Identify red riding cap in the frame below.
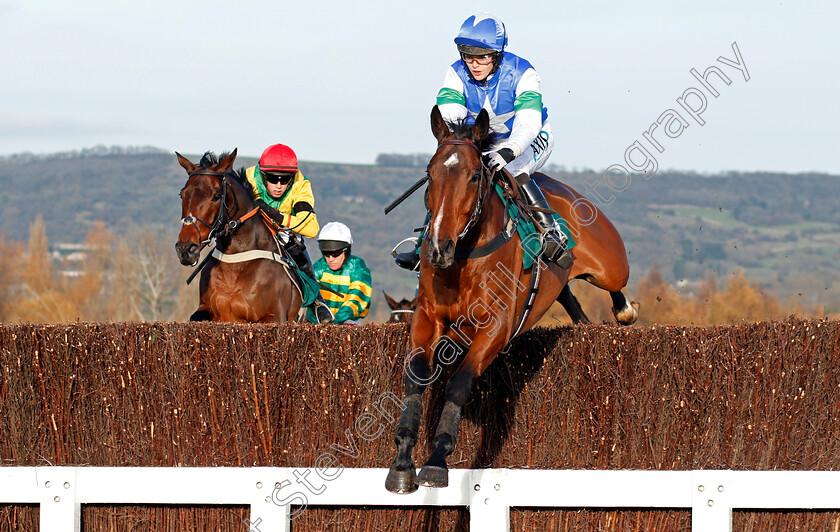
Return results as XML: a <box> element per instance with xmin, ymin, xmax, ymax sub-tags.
<box><xmin>259</xmin><ymin>143</ymin><xmax>298</xmax><ymax>172</ymax></box>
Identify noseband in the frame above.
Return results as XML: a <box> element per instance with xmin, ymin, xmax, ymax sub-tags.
<box><xmin>389</xmin><ymin>308</ymin><xmax>415</xmax><ymax>319</ymax></box>
<box><xmin>433</xmin><ymin>139</ymin><xmax>490</xmax><ymax>241</ymax></box>
<box><xmin>181</xmin><ymin>170</ymin><xmax>239</xmax><ymax>247</ymax></box>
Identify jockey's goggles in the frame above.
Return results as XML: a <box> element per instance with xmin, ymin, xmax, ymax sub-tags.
<box><xmin>460</xmin><ymin>52</ymin><xmax>497</xmax><ymax>65</ymax></box>
<box><xmin>322</xmin><ymin>249</ymin><xmax>347</xmax><ymax>258</ymax></box>
<box><xmin>263</xmin><ymin>171</ymin><xmax>295</xmax><ymax>185</ymax></box>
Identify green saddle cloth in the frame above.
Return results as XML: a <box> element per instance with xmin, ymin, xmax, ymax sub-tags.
<box><xmin>493</xmin><ymin>183</ymin><xmax>576</xmax><ymax>270</ymax></box>
<box><xmin>412</xmin><ymin>183</ymin><xmax>577</xmax><ymax>270</ymax></box>
<box><xmin>296</xmin><ymin>270</ymin><xmax>321</xmax><ymax>309</ymax></box>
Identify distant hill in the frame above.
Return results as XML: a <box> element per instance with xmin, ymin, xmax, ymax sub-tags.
<box><xmin>1</xmin><ymin>147</ymin><xmax>838</xmax><ymax>317</ymax></box>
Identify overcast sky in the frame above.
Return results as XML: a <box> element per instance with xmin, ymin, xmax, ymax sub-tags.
<box><xmin>1</xmin><ymin>1</ymin><xmax>837</xmax><ymax>174</ymax></box>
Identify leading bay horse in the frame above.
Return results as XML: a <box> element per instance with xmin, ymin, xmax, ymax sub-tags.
<box><xmin>174</xmin><ymin>149</ymin><xmax>302</xmax><ymax>322</ymax></box>
<box><xmin>385</xmin><ymin>106</ymin><xmax>635</xmax><ymax>493</ymax></box>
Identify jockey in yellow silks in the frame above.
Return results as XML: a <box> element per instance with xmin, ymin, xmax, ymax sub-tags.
<box><xmin>245</xmin><ymin>143</ymin><xmax>333</xmax><ymax>323</ymax></box>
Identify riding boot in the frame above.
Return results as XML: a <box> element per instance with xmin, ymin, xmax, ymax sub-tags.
<box><xmin>394</xmin><ymin>212</ymin><xmax>430</xmax><ymax>271</ymax></box>
<box><xmin>517</xmin><ymin>175</ymin><xmax>574</xmax><ymax>270</ymax></box>
<box><xmin>286</xmin><ymin>236</ymin><xmax>334</xmax><ymax>324</ymax></box>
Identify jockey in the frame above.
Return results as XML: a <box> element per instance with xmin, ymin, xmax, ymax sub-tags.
<box><xmin>395</xmin><ymin>13</ymin><xmax>573</xmax><ymax>271</ymax></box>
<box><xmin>245</xmin><ymin>143</ymin><xmax>334</xmax><ymax>324</ymax></box>
<box><xmin>307</xmin><ymin>222</ymin><xmax>373</xmax><ymax>325</ymax></box>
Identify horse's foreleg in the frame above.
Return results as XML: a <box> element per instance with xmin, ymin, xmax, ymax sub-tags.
<box><xmin>189</xmin><ymin>307</ymin><xmax>213</xmax><ymax>321</ymax></box>
<box><xmin>610</xmin><ymin>290</ymin><xmax>639</xmax><ymax>325</ymax></box>
<box><xmin>385</xmin><ymin>316</ymin><xmax>440</xmax><ymax>494</ymax></box>
<box><xmin>558</xmin><ymin>284</ymin><xmax>591</xmax><ymax>324</ymax></box>
<box><xmin>416</xmin><ymin>367</ymin><xmax>475</xmax><ymax>488</ymax></box>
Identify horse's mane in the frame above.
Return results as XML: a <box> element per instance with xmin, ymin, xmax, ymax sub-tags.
<box><xmin>229</xmin><ymin>167</ymin><xmax>251</xmax><ymax>191</ymax></box>
<box><xmin>447</xmin><ymin>119</ymin><xmax>494</xmax><ymax>151</ymax></box>
<box><xmin>198</xmin><ymin>151</ymin><xmax>254</xmax><ymax>195</ymax></box>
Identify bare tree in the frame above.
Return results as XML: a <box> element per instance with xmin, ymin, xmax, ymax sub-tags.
<box><xmin>112</xmin><ymin>226</ymin><xmax>184</xmax><ymax>321</ymax></box>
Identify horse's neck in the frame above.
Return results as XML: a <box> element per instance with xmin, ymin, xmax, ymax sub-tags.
<box><xmin>217</xmin><ymin>191</ymin><xmax>275</xmax><ymax>254</ymax></box>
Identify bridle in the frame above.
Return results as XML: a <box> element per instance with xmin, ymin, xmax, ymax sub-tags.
<box><xmin>179</xmin><ymin>168</ymin><xmax>282</xmax><ymax>284</ymax></box>
<box><xmin>389</xmin><ymin>308</ymin><xmax>415</xmax><ymax>322</ymax></box>
<box><xmin>180</xmin><ymin>170</ymin><xmax>240</xmax><ymax>248</ymax></box>
<box><xmin>430</xmin><ymin>139</ymin><xmax>490</xmax><ymax>241</ymax></box>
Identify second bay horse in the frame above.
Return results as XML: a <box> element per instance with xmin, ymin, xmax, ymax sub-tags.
<box><xmin>174</xmin><ymin>150</ymin><xmax>302</xmax><ymax>322</ymax></box>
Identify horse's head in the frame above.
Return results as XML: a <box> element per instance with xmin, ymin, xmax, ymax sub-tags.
<box><xmin>383</xmin><ymin>290</ymin><xmax>417</xmax><ymax>323</ymax></box>
<box><xmin>174</xmin><ymin>149</ymin><xmax>238</xmax><ymax>266</ymax></box>
<box><xmin>424</xmin><ymin>106</ymin><xmax>490</xmax><ymax>270</ymax></box>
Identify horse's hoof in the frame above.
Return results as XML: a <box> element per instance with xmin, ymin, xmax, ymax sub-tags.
<box><xmin>189</xmin><ymin>309</ymin><xmax>213</xmax><ymax>322</ymax></box>
<box><xmin>613</xmin><ymin>300</ymin><xmax>640</xmax><ymax>326</ymax></box>
<box><xmin>385</xmin><ymin>466</ymin><xmax>418</xmax><ymax>494</ymax></box>
<box><xmin>416</xmin><ymin>465</ymin><xmax>448</xmax><ymax>488</ymax></box>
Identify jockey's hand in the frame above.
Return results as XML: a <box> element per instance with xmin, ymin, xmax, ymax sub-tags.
<box><xmin>484</xmin><ymin>148</ymin><xmax>515</xmax><ymax>172</ymax></box>
<box><xmin>254</xmin><ymin>199</ymin><xmax>285</xmax><ymax>225</ymax></box>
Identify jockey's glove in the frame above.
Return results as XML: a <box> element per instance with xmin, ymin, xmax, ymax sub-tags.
<box><xmin>254</xmin><ymin>199</ymin><xmax>286</xmax><ymax>226</ymax></box>
<box><xmin>484</xmin><ymin>148</ymin><xmax>515</xmax><ymax>172</ymax></box>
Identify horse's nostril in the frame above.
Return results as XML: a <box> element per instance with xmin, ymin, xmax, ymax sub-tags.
<box><xmin>175</xmin><ymin>241</ymin><xmax>198</xmax><ymax>258</ymax></box>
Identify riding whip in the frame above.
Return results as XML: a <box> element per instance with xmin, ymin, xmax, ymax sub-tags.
<box><xmin>384</xmin><ymin>175</ymin><xmax>429</xmax><ymax>215</ymax></box>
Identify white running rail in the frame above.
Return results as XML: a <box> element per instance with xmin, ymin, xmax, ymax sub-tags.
<box><xmin>3</xmin><ymin>467</ymin><xmax>840</xmax><ymax>531</ymax></box>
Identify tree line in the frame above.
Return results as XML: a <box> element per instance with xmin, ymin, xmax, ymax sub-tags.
<box><xmin>1</xmin><ymin>215</ymin><xmax>833</xmax><ymax>325</ymax></box>
<box><xmin>0</xmin><ymin>216</ymin><xmax>194</xmax><ymax>323</ymax></box>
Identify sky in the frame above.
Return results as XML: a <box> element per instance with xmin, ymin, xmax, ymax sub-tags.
<box><xmin>1</xmin><ymin>1</ymin><xmax>838</xmax><ymax>175</ymax></box>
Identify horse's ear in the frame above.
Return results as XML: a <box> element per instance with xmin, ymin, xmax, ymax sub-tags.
<box><xmin>408</xmin><ymin>296</ymin><xmax>418</xmax><ymax>311</ymax></box>
<box><xmin>218</xmin><ymin>148</ymin><xmax>238</xmax><ymax>172</ymax></box>
<box><xmin>175</xmin><ymin>152</ymin><xmax>197</xmax><ymax>174</ymax></box>
<box><xmin>472</xmin><ymin>109</ymin><xmax>490</xmax><ymax>144</ymax></box>
<box><xmin>383</xmin><ymin>290</ymin><xmax>399</xmax><ymax>310</ymax></box>
<box><xmin>431</xmin><ymin>106</ymin><xmax>449</xmax><ymax>143</ymax></box>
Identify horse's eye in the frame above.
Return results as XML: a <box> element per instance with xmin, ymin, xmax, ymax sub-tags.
<box><xmin>470</xmin><ymin>172</ymin><xmax>481</xmax><ymax>183</ymax></box>
<box><xmin>212</xmin><ymin>192</ymin><xmax>222</xmax><ymax>201</ymax></box>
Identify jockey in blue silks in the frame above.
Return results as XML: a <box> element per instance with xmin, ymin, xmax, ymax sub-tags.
<box><xmin>395</xmin><ymin>13</ymin><xmax>572</xmax><ymax>271</ymax></box>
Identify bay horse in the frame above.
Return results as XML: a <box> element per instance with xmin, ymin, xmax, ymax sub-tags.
<box><xmin>383</xmin><ymin>291</ymin><xmax>417</xmax><ymax>324</ymax></box>
<box><xmin>174</xmin><ymin>149</ymin><xmax>302</xmax><ymax>322</ymax></box>
<box><xmin>385</xmin><ymin>106</ymin><xmax>634</xmax><ymax>493</ymax></box>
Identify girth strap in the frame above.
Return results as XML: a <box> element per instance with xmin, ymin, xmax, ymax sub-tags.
<box><xmin>211</xmin><ymin>248</ymin><xmax>288</xmax><ymax>264</ymax></box>
<box><xmin>509</xmin><ymin>260</ymin><xmax>544</xmax><ymax>340</ymax></box>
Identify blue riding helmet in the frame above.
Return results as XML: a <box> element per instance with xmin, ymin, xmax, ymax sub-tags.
<box><xmin>454</xmin><ymin>13</ymin><xmax>507</xmax><ymax>53</ymax></box>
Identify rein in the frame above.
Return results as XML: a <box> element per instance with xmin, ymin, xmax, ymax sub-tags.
<box><xmin>181</xmin><ymin>169</ymin><xmax>265</xmax><ymax>284</ymax></box>
<box><xmin>435</xmin><ymin>140</ymin><xmax>488</xmax><ymax>240</ymax></box>
<box><xmin>181</xmin><ymin>170</ymin><xmax>236</xmax><ymax>247</ymax></box>
<box><xmin>430</xmin><ymin>139</ymin><xmax>519</xmax><ymax>259</ymax></box>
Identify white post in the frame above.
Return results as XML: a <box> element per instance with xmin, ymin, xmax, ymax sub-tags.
<box><xmin>691</xmin><ymin>470</ymin><xmax>732</xmax><ymax>532</ymax></box>
<box><xmin>37</xmin><ymin>466</ymin><xmax>80</xmax><ymax>532</ymax></box>
<box><xmin>248</xmin><ymin>470</ymin><xmax>291</xmax><ymax>532</ymax></box>
<box><xmin>469</xmin><ymin>469</ymin><xmax>509</xmax><ymax>532</ymax></box>
<box><xmin>248</xmin><ymin>501</ymin><xmax>290</xmax><ymax>532</ymax></box>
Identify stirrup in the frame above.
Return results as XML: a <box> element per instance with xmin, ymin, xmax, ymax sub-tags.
<box><xmin>314</xmin><ymin>300</ymin><xmax>334</xmax><ymax>324</ymax></box>
<box><xmin>391</xmin><ymin>237</ymin><xmax>418</xmax><ymax>258</ymax></box>
<box><xmin>540</xmin><ymin>229</ymin><xmax>573</xmax><ymax>269</ymax></box>
<box><xmin>392</xmin><ymin>237</ymin><xmax>420</xmax><ymax>271</ymax></box>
